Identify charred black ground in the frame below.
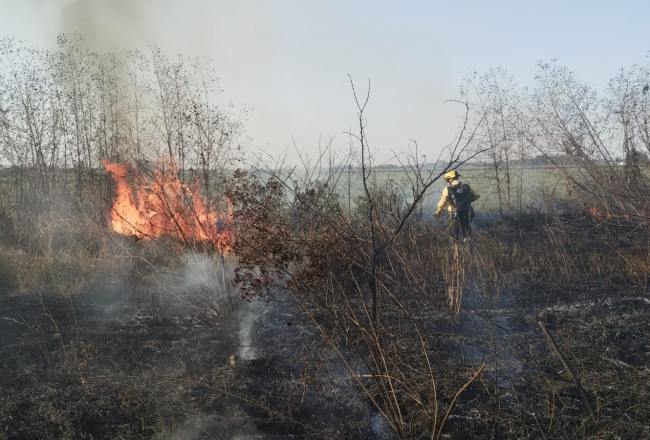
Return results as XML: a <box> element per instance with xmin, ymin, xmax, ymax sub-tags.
<box><xmin>1</xmin><ymin>215</ymin><xmax>649</xmax><ymax>439</ymax></box>
<box><xmin>0</xmin><ymin>284</ymin><xmax>387</xmax><ymax>439</ymax></box>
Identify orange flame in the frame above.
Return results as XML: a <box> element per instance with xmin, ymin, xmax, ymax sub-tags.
<box><xmin>587</xmin><ymin>206</ymin><xmax>602</xmax><ymax>218</ymax></box>
<box><xmin>587</xmin><ymin>205</ymin><xmax>612</xmax><ymax>221</ymax></box>
<box><xmin>103</xmin><ymin>160</ymin><xmax>233</xmax><ymax>254</ymax></box>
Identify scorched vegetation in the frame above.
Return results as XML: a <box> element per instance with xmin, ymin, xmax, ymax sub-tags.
<box><xmin>0</xmin><ymin>36</ymin><xmax>649</xmax><ymax>440</ymax></box>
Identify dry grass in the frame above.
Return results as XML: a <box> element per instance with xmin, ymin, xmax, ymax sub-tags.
<box><xmin>2</xmin><ymin>164</ymin><xmax>649</xmax><ymax>438</ymax></box>
<box><xmin>244</xmin><ymin>202</ymin><xmax>650</xmax><ymax>438</ymax></box>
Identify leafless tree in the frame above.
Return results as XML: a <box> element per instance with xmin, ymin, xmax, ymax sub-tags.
<box><xmin>463</xmin><ymin>67</ymin><xmax>530</xmax><ymax>216</ymax></box>
<box><xmin>526</xmin><ymin>60</ymin><xmax>650</xmax><ymax>225</ymax></box>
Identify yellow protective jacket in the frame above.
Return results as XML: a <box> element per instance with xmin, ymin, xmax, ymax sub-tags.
<box><xmin>434</xmin><ymin>180</ymin><xmax>479</xmax><ymax>215</ymax></box>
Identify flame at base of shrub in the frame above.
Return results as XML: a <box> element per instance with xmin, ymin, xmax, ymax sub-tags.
<box><xmin>103</xmin><ymin>160</ymin><xmax>233</xmax><ymax>254</ymax></box>
<box><xmin>586</xmin><ymin>205</ymin><xmax>631</xmax><ymax>222</ymax></box>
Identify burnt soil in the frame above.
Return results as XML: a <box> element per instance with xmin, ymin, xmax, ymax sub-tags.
<box><xmin>1</xmin><ymin>218</ymin><xmax>649</xmax><ymax>439</ymax></box>
<box><xmin>2</xmin><ymin>283</ymin><xmax>649</xmax><ymax>439</ymax></box>
<box><xmin>436</xmin><ymin>280</ymin><xmax>650</xmax><ymax>439</ymax></box>
<box><xmin>0</xmin><ymin>286</ymin><xmax>387</xmax><ymax>439</ymax></box>
<box><xmin>425</xmin><ymin>219</ymin><xmax>650</xmax><ymax>439</ymax></box>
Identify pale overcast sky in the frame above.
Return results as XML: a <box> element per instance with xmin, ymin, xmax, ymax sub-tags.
<box><xmin>1</xmin><ymin>0</ymin><xmax>649</xmax><ymax>163</ymax></box>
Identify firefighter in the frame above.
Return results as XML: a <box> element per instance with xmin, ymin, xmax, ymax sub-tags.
<box><xmin>434</xmin><ymin>170</ymin><xmax>479</xmax><ymax>240</ymax></box>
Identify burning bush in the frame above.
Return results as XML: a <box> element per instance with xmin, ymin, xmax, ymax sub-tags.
<box><xmin>103</xmin><ymin>160</ymin><xmax>234</xmax><ymax>254</ymax></box>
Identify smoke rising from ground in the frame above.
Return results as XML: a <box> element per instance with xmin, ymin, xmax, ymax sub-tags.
<box><xmin>179</xmin><ymin>252</ymin><xmax>234</xmax><ymax>298</ymax></box>
<box><xmin>237</xmin><ymin>300</ymin><xmax>264</xmax><ymax>361</ymax></box>
<box><xmin>151</xmin><ymin>252</ymin><xmax>237</xmax><ymax>315</ymax></box>
<box><xmin>159</xmin><ymin>411</ymin><xmax>259</xmax><ymax>440</ymax></box>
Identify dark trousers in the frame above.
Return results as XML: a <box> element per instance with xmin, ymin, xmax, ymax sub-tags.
<box><xmin>451</xmin><ymin>210</ymin><xmax>472</xmax><ymax>240</ymax></box>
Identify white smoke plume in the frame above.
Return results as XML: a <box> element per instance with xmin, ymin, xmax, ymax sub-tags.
<box><xmin>59</xmin><ymin>0</ymin><xmax>146</xmax><ymax>54</ymax></box>
<box><xmin>153</xmin><ymin>252</ymin><xmax>238</xmax><ymax>315</ymax></box>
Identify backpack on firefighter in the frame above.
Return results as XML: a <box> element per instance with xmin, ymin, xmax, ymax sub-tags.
<box><xmin>434</xmin><ymin>170</ymin><xmax>480</xmax><ymax>221</ymax></box>
<box><xmin>447</xmin><ymin>182</ymin><xmax>475</xmax><ymax>220</ymax></box>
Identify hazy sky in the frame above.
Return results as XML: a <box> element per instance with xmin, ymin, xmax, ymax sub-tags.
<box><xmin>1</xmin><ymin>0</ymin><xmax>649</xmax><ymax>163</ymax></box>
